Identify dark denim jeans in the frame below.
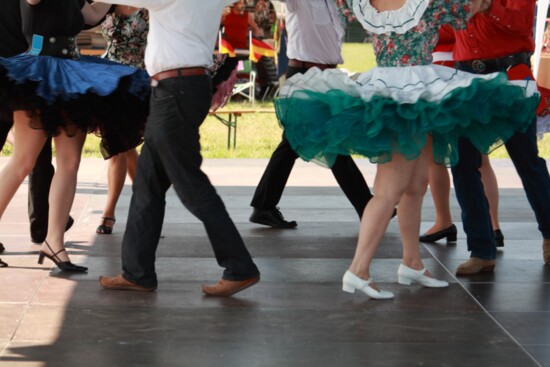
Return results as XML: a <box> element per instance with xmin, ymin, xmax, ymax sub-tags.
<box><xmin>452</xmin><ymin>121</ymin><xmax>550</xmax><ymax>259</ymax></box>
<box><xmin>250</xmin><ymin>66</ymin><xmax>373</xmax><ymax>217</ymax></box>
<box><xmin>121</xmin><ymin>75</ymin><xmax>259</xmax><ymax>288</ymax></box>
<box><xmin>452</xmin><ymin>60</ymin><xmax>550</xmax><ymax>259</ymax></box>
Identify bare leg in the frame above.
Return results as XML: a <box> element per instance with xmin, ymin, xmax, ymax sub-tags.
<box><xmin>480</xmin><ymin>154</ymin><xmax>500</xmax><ymax>230</ymax></box>
<box><xmin>348</xmin><ymin>153</ymin><xmax>421</xmax><ymax>285</ymax></box>
<box><xmin>399</xmin><ymin>149</ymin><xmax>434</xmax><ymax>275</ymax></box>
<box><xmin>101</xmin><ymin>153</ymin><xmax>127</xmax><ymax>222</ymax></box>
<box><xmin>98</xmin><ymin>148</ymin><xmax>138</xmax><ymax>232</ymax></box>
<box><xmin>425</xmin><ymin>136</ymin><xmax>453</xmax><ymax>234</ymax></box>
<box><xmin>126</xmin><ymin>148</ymin><xmax>138</xmax><ymax>181</ymax></box>
<box><xmin>0</xmin><ymin>111</ymin><xmax>47</xmax><ymax>219</ymax></box>
<box><xmin>42</xmin><ymin>128</ymin><xmax>86</xmax><ymax>262</ymax></box>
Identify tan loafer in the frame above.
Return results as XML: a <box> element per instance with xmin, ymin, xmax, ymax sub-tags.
<box><xmin>543</xmin><ymin>238</ymin><xmax>550</xmax><ymax>264</ymax></box>
<box><xmin>202</xmin><ymin>276</ymin><xmax>259</xmax><ymax>297</ymax></box>
<box><xmin>456</xmin><ymin>257</ymin><xmax>496</xmax><ymax>276</ymax></box>
<box><xmin>99</xmin><ymin>274</ymin><xmax>156</xmax><ymax>292</ymax></box>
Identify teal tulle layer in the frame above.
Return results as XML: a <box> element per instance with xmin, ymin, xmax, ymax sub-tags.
<box><xmin>275</xmin><ymin>76</ymin><xmax>539</xmax><ymax>167</ymax></box>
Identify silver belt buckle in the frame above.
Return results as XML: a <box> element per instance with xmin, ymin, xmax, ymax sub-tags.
<box><xmin>471</xmin><ymin>59</ymin><xmax>486</xmax><ymax>73</ymax></box>
<box><xmin>151</xmin><ymin>79</ymin><xmax>159</xmax><ymax>87</ymax></box>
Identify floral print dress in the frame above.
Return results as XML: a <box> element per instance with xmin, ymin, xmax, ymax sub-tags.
<box><xmin>274</xmin><ymin>0</ymin><xmax>539</xmax><ymax>167</ymax></box>
<box><xmin>101</xmin><ymin>8</ymin><xmax>149</xmax><ymax>69</ymax></box>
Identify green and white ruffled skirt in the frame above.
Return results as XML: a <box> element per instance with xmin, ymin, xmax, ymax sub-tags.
<box><xmin>275</xmin><ymin>65</ymin><xmax>539</xmax><ymax>167</ymax></box>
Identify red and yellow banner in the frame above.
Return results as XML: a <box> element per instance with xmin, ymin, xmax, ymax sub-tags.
<box><xmin>219</xmin><ymin>38</ymin><xmax>236</xmax><ymax>57</ymax></box>
<box><xmin>249</xmin><ymin>37</ymin><xmax>275</xmax><ymax>62</ymax></box>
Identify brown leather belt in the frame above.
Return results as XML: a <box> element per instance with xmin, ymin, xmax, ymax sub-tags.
<box><xmin>288</xmin><ymin>59</ymin><xmax>336</xmax><ymax>70</ymax></box>
<box><xmin>151</xmin><ymin>67</ymin><xmax>210</xmax><ymax>82</ymax></box>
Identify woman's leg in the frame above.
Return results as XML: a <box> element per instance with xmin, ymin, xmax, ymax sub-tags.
<box><xmin>399</xmin><ymin>149</ymin><xmax>433</xmax><ymax>273</ymax></box>
<box><xmin>425</xmin><ymin>136</ymin><xmax>453</xmax><ymax>234</ymax></box>
<box><xmin>348</xmin><ymin>153</ymin><xmax>420</xmax><ymax>285</ymax></box>
<box><xmin>0</xmin><ymin>111</ymin><xmax>47</xmax><ymax>219</ymax></box>
<box><xmin>126</xmin><ymin>148</ymin><xmax>138</xmax><ymax>181</ymax></box>
<box><xmin>42</xmin><ymin>128</ymin><xmax>86</xmax><ymax>262</ymax></box>
<box><xmin>98</xmin><ymin>153</ymin><xmax>127</xmax><ymax>231</ymax></box>
<box><xmin>480</xmin><ymin>154</ymin><xmax>500</xmax><ymax>230</ymax></box>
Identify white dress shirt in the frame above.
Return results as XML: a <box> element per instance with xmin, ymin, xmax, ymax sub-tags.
<box><xmin>96</xmin><ymin>0</ymin><xmax>235</xmax><ymax>76</ymax></box>
<box><xmin>282</xmin><ymin>0</ymin><xmax>344</xmax><ymax>65</ymax></box>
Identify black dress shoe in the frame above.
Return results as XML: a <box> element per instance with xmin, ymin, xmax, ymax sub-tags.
<box><xmin>250</xmin><ymin>207</ymin><xmax>297</xmax><ymax>229</ymax></box>
<box><xmin>494</xmin><ymin>229</ymin><xmax>504</xmax><ymax>247</ymax></box>
<box><xmin>419</xmin><ymin>224</ymin><xmax>457</xmax><ymax>243</ymax></box>
<box><xmin>0</xmin><ymin>258</ymin><xmax>7</xmax><ymax>268</ymax></box>
<box><xmin>31</xmin><ymin>215</ymin><xmax>74</xmax><ymax>245</ymax></box>
<box><xmin>65</xmin><ymin>215</ymin><xmax>74</xmax><ymax>231</ymax></box>
<box><xmin>0</xmin><ymin>242</ymin><xmax>4</xmax><ymax>254</ymax></box>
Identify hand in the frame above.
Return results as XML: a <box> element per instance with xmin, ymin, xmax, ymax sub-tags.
<box><xmin>470</xmin><ymin>0</ymin><xmax>492</xmax><ymax>15</ymax></box>
<box><xmin>479</xmin><ymin>0</ymin><xmax>492</xmax><ymax>13</ymax></box>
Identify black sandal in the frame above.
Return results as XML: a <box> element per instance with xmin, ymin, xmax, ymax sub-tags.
<box><xmin>96</xmin><ymin>216</ymin><xmax>116</xmax><ymax>235</ymax></box>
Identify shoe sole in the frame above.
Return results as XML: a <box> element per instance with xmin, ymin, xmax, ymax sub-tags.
<box><xmin>456</xmin><ymin>265</ymin><xmax>495</xmax><ymax>276</ymax></box>
<box><xmin>100</xmin><ymin>284</ymin><xmax>156</xmax><ymax>292</ymax></box>
<box><xmin>203</xmin><ymin>278</ymin><xmax>260</xmax><ymax>297</ymax></box>
<box><xmin>249</xmin><ymin>217</ymin><xmax>297</xmax><ymax>229</ymax></box>
<box><xmin>99</xmin><ymin>277</ymin><xmax>156</xmax><ymax>292</ymax></box>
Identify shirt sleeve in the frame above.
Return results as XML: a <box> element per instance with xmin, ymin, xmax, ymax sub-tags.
<box><xmin>483</xmin><ymin>0</ymin><xmax>535</xmax><ymax>36</ymax></box>
<box><xmin>281</xmin><ymin>0</ymin><xmax>297</xmax><ymax>11</ymax></box>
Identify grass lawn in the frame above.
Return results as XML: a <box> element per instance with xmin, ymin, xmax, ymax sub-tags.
<box><xmin>1</xmin><ymin>43</ymin><xmax>549</xmax><ymax>159</ymax></box>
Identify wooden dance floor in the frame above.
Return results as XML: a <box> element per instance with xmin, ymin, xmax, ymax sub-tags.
<box><xmin>0</xmin><ymin>157</ymin><xmax>548</xmax><ymax>366</ymax></box>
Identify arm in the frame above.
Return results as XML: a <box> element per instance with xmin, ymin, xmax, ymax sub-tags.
<box><xmin>27</xmin><ymin>0</ymin><xmax>41</xmax><ymax>4</ymax></box>
<box><xmin>481</xmin><ymin>0</ymin><xmax>535</xmax><ymax>36</ymax></box>
<box><xmin>469</xmin><ymin>0</ymin><xmax>490</xmax><ymax>15</ymax></box>
<box><xmin>81</xmin><ymin>1</ymin><xmax>112</xmax><ymax>25</ymax></box>
<box><xmin>248</xmin><ymin>12</ymin><xmax>264</xmax><ymax>37</ymax></box>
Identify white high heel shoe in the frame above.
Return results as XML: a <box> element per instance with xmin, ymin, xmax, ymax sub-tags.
<box><xmin>397</xmin><ymin>264</ymin><xmax>449</xmax><ymax>288</ymax></box>
<box><xmin>342</xmin><ymin>271</ymin><xmax>394</xmax><ymax>299</ymax></box>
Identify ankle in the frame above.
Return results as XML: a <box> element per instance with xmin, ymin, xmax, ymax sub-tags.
<box><xmin>347</xmin><ymin>267</ymin><xmax>370</xmax><ymax>280</ymax></box>
<box><xmin>401</xmin><ymin>259</ymin><xmax>424</xmax><ymax>271</ymax></box>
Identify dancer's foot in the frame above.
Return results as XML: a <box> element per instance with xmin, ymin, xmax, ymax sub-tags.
<box><xmin>249</xmin><ymin>207</ymin><xmax>297</xmax><ymax>229</ymax></box>
<box><xmin>456</xmin><ymin>257</ymin><xmax>495</xmax><ymax>275</ymax></box>
<box><xmin>96</xmin><ymin>216</ymin><xmax>116</xmax><ymax>235</ymax></box>
<box><xmin>419</xmin><ymin>224</ymin><xmax>457</xmax><ymax>243</ymax></box>
<box><xmin>342</xmin><ymin>270</ymin><xmax>394</xmax><ymax>299</ymax></box>
<box><xmin>397</xmin><ymin>264</ymin><xmax>448</xmax><ymax>287</ymax></box>
<box><xmin>31</xmin><ymin>215</ymin><xmax>75</xmax><ymax>245</ymax></box>
<box><xmin>38</xmin><ymin>241</ymin><xmax>87</xmax><ymax>273</ymax></box>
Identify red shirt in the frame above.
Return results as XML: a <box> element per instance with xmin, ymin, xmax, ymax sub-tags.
<box><xmin>224</xmin><ymin>11</ymin><xmax>249</xmax><ymax>50</ymax></box>
<box><xmin>434</xmin><ymin>25</ymin><xmax>455</xmax><ymax>53</ymax></box>
<box><xmin>453</xmin><ymin>0</ymin><xmax>535</xmax><ymax>61</ymax></box>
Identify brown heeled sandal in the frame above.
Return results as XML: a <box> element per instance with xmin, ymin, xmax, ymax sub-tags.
<box><xmin>96</xmin><ymin>216</ymin><xmax>116</xmax><ymax>235</ymax></box>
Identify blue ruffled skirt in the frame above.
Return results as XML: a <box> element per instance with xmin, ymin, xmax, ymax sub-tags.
<box><xmin>275</xmin><ymin>66</ymin><xmax>539</xmax><ymax>167</ymax></box>
<box><xmin>0</xmin><ymin>53</ymin><xmax>150</xmax><ymax>158</ymax></box>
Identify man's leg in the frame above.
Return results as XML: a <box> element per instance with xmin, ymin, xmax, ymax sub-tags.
<box><xmin>451</xmin><ymin>137</ymin><xmax>496</xmax><ymax>274</ymax></box>
<box><xmin>248</xmin><ymin>66</ymin><xmax>309</xmax><ymax>228</ymax></box>
<box><xmin>28</xmin><ymin>137</ymin><xmax>54</xmax><ymax>243</ymax></box>
<box><xmin>331</xmin><ymin>155</ymin><xmax>373</xmax><ymax>218</ymax></box>
<box><xmin>249</xmin><ymin>135</ymin><xmax>298</xmax><ymax>228</ymax></box>
<box><xmin>152</xmin><ymin>77</ymin><xmax>259</xmax><ymax>281</ymax></box>
<box><xmin>119</xmin><ymin>140</ymin><xmax>171</xmax><ymax>289</ymax></box>
<box><xmin>504</xmin><ymin>121</ymin><xmax>550</xmax><ymax>260</ymax></box>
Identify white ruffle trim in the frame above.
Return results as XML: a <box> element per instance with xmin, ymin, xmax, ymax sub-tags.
<box><xmin>280</xmin><ymin>65</ymin><xmax>539</xmax><ymax>104</ymax></box>
<box><xmin>349</xmin><ymin>0</ymin><xmax>429</xmax><ymax>34</ymax></box>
